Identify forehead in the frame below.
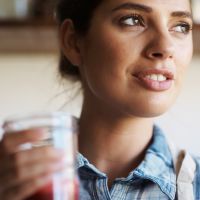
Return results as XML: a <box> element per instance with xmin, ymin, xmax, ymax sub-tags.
<box><xmin>100</xmin><ymin>0</ymin><xmax>191</xmax><ymax>12</ymax></box>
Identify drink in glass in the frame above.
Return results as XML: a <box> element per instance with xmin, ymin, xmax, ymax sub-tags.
<box><xmin>3</xmin><ymin>112</ymin><xmax>79</xmax><ymax>200</ymax></box>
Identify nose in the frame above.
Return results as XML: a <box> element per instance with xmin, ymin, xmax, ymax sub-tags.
<box><xmin>145</xmin><ymin>31</ymin><xmax>175</xmax><ymax>60</ymax></box>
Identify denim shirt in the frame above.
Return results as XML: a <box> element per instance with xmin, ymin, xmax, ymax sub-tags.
<box><xmin>76</xmin><ymin>125</ymin><xmax>200</xmax><ymax>200</ymax></box>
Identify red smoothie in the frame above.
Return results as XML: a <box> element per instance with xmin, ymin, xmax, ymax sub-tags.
<box><xmin>25</xmin><ymin>179</ymin><xmax>79</xmax><ymax>200</ymax></box>
<box><xmin>25</xmin><ymin>182</ymin><xmax>53</xmax><ymax>200</ymax></box>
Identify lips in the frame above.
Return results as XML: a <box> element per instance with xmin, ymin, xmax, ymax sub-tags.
<box><xmin>132</xmin><ymin>68</ymin><xmax>175</xmax><ymax>91</ymax></box>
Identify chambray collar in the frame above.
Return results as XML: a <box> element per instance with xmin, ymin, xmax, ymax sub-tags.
<box><xmin>133</xmin><ymin>125</ymin><xmax>176</xmax><ymax>200</ymax></box>
<box><xmin>76</xmin><ymin>125</ymin><xmax>176</xmax><ymax>200</ymax></box>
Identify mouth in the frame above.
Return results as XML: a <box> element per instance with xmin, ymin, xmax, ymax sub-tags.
<box><xmin>132</xmin><ymin>69</ymin><xmax>175</xmax><ymax>91</ymax></box>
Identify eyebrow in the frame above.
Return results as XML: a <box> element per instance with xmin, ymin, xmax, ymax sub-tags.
<box><xmin>111</xmin><ymin>2</ymin><xmax>193</xmax><ymax>20</ymax></box>
<box><xmin>111</xmin><ymin>3</ymin><xmax>153</xmax><ymax>13</ymax></box>
<box><xmin>171</xmin><ymin>11</ymin><xmax>193</xmax><ymax>20</ymax></box>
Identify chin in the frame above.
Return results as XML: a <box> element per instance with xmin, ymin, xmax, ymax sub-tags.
<box><xmin>123</xmin><ymin>98</ymin><xmax>176</xmax><ymax>118</ymax></box>
<box><xmin>135</xmin><ymin>108</ymin><xmax>169</xmax><ymax>118</ymax></box>
<box><xmin>137</xmin><ymin>92</ymin><xmax>178</xmax><ymax>118</ymax></box>
<box><xmin>125</xmin><ymin>107</ymin><xmax>169</xmax><ymax>118</ymax></box>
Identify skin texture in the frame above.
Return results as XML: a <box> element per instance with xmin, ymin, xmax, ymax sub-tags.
<box><xmin>61</xmin><ymin>0</ymin><xmax>193</xmax><ymax>188</ymax></box>
<box><xmin>0</xmin><ymin>0</ymin><xmax>193</xmax><ymax>198</ymax></box>
<box><xmin>0</xmin><ymin>129</ymin><xmax>66</xmax><ymax>200</ymax></box>
<box><xmin>78</xmin><ymin>0</ymin><xmax>193</xmax><ymax>118</ymax></box>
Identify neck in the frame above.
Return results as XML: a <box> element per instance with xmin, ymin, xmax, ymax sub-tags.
<box><xmin>78</xmin><ymin>99</ymin><xmax>154</xmax><ymax>184</ymax></box>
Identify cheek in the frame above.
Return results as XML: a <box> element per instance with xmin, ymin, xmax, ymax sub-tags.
<box><xmin>80</xmin><ymin>27</ymin><xmax>145</xmax><ymax>92</ymax></box>
<box><xmin>92</xmin><ymin>41</ymin><xmax>124</xmax><ymax>71</ymax></box>
<box><xmin>79</xmin><ymin>31</ymin><xmax>137</xmax><ymax>107</ymax></box>
<box><xmin>82</xmin><ymin>26</ymin><xmax>142</xmax><ymax>73</ymax></box>
<box><xmin>175</xmin><ymin>39</ymin><xmax>193</xmax><ymax>87</ymax></box>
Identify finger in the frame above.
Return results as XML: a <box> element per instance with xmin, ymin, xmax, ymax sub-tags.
<box><xmin>0</xmin><ymin>151</ymin><xmax>65</xmax><ymax>190</ymax></box>
<box><xmin>0</xmin><ymin>128</ymin><xmax>50</xmax><ymax>154</ymax></box>
<box><xmin>0</xmin><ymin>146</ymin><xmax>64</xmax><ymax>174</ymax></box>
<box><xmin>1</xmin><ymin>174</ymin><xmax>53</xmax><ymax>200</ymax></box>
<box><xmin>11</xmin><ymin>146</ymin><xmax>65</xmax><ymax>167</ymax></box>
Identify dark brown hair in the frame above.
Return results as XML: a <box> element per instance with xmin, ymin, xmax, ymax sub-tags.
<box><xmin>56</xmin><ymin>0</ymin><xmax>102</xmax><ymax>80</ymax></box>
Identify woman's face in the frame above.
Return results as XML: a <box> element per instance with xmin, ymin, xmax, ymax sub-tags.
<box><xmin>78</xmin><ymin>0</ymin><xmax>193</xmax><ymax>117</ymax></box>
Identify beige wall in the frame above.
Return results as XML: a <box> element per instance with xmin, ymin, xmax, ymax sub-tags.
<box><xmin>0</xmin><ymin>53</ymin><xmax>82</xmax><ymax>119</ymax></box>
<box><xmin>0</xmin><ymin>53</ymin><xmax>200</xmax><ymax>154</ymax></box>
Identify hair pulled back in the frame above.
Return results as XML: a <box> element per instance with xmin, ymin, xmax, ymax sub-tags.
<box><xmin>56</xmin><ymin>0</ymin><xmax>102</xmax><ymax>80</ymax></box>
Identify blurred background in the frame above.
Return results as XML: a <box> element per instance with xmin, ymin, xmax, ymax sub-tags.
<box><xmin>0</xmin><ymin>0</ymin><xmax>200</xmax><ymax>153</ymax></box>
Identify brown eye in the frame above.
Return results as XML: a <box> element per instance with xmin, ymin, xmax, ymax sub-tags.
<box><xmin>119</xmin><ymin>14</ymin><xmax>145</xmax><ymax>27</ymax></box>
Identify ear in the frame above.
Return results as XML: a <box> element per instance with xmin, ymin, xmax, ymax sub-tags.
<box><xmin>60</xmin><ymin>19</ymin><xmax>82</xmax><ymax>67</ymax></box>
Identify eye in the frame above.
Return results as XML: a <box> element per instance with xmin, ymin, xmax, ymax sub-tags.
<box><xmin>119</xmin><ymin>14</ymin><xmax>145</xmax><ymax>27</ymax></box>
<box><xmin>171</xmin><ymin>22</ymin><xmax>192</xmax><ymax>34</ymax></box>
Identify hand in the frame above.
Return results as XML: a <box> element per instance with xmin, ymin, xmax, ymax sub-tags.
<box><xmin>0</xmin><ymin>129</ymin><xmax>65</xmax><ymax>200</ymax></box>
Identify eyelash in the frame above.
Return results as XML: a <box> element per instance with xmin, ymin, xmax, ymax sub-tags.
<box><xmin>118</xmin><ymin>14</ymin><xmax>193</xmax><ymax>35</ymax></box>
<box><xmin>119</xmin><ymin>14</ymin><xmax>145</xmax><ymax>27</ymax></box>
<box><xmin>171</xmin><ymin>22</ymin><xmax>193</xmax><ymax>34</ymax></box>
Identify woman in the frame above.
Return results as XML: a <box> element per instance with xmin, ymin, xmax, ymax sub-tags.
<box><xmin>0</xmin><ymin>0</ymin><xmax>199</xmax><ymax>199</ymax></box>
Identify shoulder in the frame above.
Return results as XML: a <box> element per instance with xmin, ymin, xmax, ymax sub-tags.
<box><xmin>191</xmin><ymin>154</ymin><xmax>200</xmax><ymax>174</ymax></box>
<box><xmin>192</xmin><ymin>154</ymin><xmax>200</xmax><ymax>176</ymax></box>
<box><xmin>191</xmin><ymin>154</ymin><xmax>200</xmax><ymax>199</ymax></box>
